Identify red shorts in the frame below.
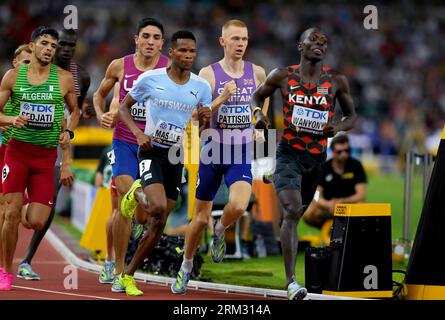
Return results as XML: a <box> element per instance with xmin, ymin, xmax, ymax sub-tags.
<box><xmin>110</xmin><ymin>176</ymin><xmax>117</xmax><ymax>197</ymax></box>
<box><xmin>3</xmin><ymin>139</ymin><xmax>57</xmax><ymax>207</ymax></box>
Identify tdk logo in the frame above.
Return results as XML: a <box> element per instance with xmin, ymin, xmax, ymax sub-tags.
<box><xmin>160</xmin><ymin>122</ymin><xmax>183</xmax><ymax>132</ymax></box>
<box><xmin>221</xmin><ymin>106</ymin><xmax>249</xmax><ymax>114</ymax></box>
<box><xmin>296</xmin><ymin>107</ymin><xmax>327</xmax><ymax>120</ymax></box>
<box><xmin>23</xmin><ymin>103</ymin><xmax>53</xmax><ymax>113</ymax></box>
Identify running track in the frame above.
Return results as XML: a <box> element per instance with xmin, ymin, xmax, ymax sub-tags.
<box><xmin>0</xmin><ymin>226</ymin><xmax>276</xmax><ymax>300</ymax></box>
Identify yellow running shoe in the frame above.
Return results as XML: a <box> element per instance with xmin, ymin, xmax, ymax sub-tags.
<box><xmin>121</xmin><ymin>179</ymin><xmax>142</xmax><ymax>219</ymax></box>
<box><xmin>120</xmin><ymin>274</ymin><xmax>143</xmax><ymax>296</ymax></box>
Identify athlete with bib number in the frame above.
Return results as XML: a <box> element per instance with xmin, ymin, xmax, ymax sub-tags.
<box><xmin>93</xmin><ymin>18</ymin><xmax>168</xmax><ymax>290</ymax></box>
<box><xmin>0</xmin><ymin>44</ymin><xmax>32</xmax><ymax>284</ymax></box>
<box><xmin>117</xmin><ymin>30</ymin><xmax>212</xmax><ymax>296</ymax></box>
<box><xmin>0</xmin><ymin>26</ymin><xmax>80</xmax><ymax>291</ymax></box>
<box><xmin>251</xmin><ymin>28</ymin><xmax>357</xmax><ymax>300</ymax></box>
<box><xmin>17</xmin><ymin>28</ymin><xmax>90</xmax><ymax>281</ymax></box>
<box><xmin>172</xmin><ymin>20</ymin><xmax>268</xmax><ymax>295</ymax></box>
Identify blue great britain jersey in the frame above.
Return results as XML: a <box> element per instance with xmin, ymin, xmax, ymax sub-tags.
<box><xmin>129</xmin><ymin>67</ymin><xmax>212</xmax><ymax>148</ymax></box>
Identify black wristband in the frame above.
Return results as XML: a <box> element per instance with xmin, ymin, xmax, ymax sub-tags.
<box><xmin>65</xmin><ymin>128</ymin><xmax>74</xmax><ymax>139</ymax></box>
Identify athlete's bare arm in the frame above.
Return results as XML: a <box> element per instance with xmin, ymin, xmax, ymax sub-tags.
<box><xmin>77</xmin><ymin>64</ymin><xmax>92</xmax><ymax>118</ymax></box>
<box><xmin>60</xmin><ymin>145</ymin><xmax>74</xmax><ymax>187</ymax></box>
<box><xmin>59</xmin><ymin>114</ymin><xmax>73</xmax><ymax>187</ymax></box>
<box><xmin>58</xmin><ymin>68</ymin><xmax>80</xmax><ymax>148</ymax></box>
<box><xmin>199</xmin><ymin>66</ymin><xmax>236</xmax><ymax>114</ymax></box>
<box><xmin>59</xmin><ymin>68</ymin><xmax>80</xmax><ymax>131</ymax></box>
<box><xmin>0</xmin><ymin>68</ymin><xmax>27</xmax><ymax>128</ymax></box>
<box><xmin>77</xmin><ymin>65</ymin><xmax>91</xmax><ymax>106</ymax></box>
<box><xmin>93</xmin><ymin>58</ymin><xmax>123</xmax><ymax>127</ymax></box>
<box><xmin>0</xmin><ymin>69</ymin><xmax>15</xmax><ymax>113</ymax></box>
<box><xmin>251</xmin><ymin>67</ymin><xmax>287</xmax><ymax>129</ymax></box>
<box><xmin>323</xmin><ymin>72</ymin><xmax>357</xmax><ymax>137</ymax></box>
<box><xmin>108</xmin><ymin>82</ymin><xmax>121</xmax><ymax>125</ymax></box>
<box><xmin>119</xmin><ymin>94</ymin><xmax>152</xmax><ymax>150</ymax></box>
<box><xmin>252</xmin><ymin>64</ymin><xmax>270</xmax><ymax>114</ymax></box>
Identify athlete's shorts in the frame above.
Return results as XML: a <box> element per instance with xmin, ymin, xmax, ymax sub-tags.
<box><xmin>138</xmin><ymin>146</ymin><xmax>183</xmax><ymax>201</ymax></box>
<box><xmin>272</xmin><ymin>142</ymin><xmax>326</xmax><ymax>207</ymax></box>
<box><xmin>1</xmin><ymin>143</ymin><xmax>32</xmax><ymax>205</ymax></box>
<box><xmin>110</xmin><ymin>177</ymin><xmax>117</xmax><ymax>197</ymax></box>
<box><xmin>196</xmin><ymin>162</ymin><xmax>252</xmax><ymax>201</ymax></box>
<box><xmin>3</xmin><ymin>138</ymin><xmax>57</xmax><ymax>207</ymax></box>
<box><xmin>196</xmin><ymin>142</ymin><xmax>252</xmax><ymax>201</ymax></box>
<box><xmin>110</xmin><ymin>139</ymin><xmax>139</xmax><ymax>179</ymax></box>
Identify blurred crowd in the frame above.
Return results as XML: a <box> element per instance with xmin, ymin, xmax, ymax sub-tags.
<box><xmin>1</xmin><ymin>0</ymin><xmax>444</xmax><ymax>168</ymax></box>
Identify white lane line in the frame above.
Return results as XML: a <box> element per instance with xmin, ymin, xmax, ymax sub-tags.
<box><xmin>45</xmin><ymin>230</ymin><xmax>363</xmax><ymax>300</ymax></box>
<box><xmin>11</xmin><ymin>285</ymin><xmax>119</xmax><ymax>300</ymax></box>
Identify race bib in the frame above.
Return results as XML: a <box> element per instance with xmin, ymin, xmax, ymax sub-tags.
<box><xmin>152</xmin><ymin>120</ymin><xmax>185</xmax><ymax>147</ymax></box>
<box><xmin>216</xmin><ymin>105</ymin><xmax>251</xmax><ymax>129</ymax></box>
<box><xmin>291</xmin><ymin>105</ymin><xmax>328</xmax><ymax>135</ymax></box>
<box><xmin>2</xmin><ymin>164</ymin><xmax>9</xmax><ymax>183</ymax></box>
<box><xmin>139</xmin><ymin>159</ymin><xmax>152</xmax><ymax>176</ymax></box>
<box><xmin>130</xmin><ymin>100</ymin><xmax>146</xmax><ymax>122</ymax></box>
<box><xmin>107</xmin><ymin>150</ymin><xmax>116</xmax><ymax>165</ymax></box>
<box><xmin>20</xmin><ymin>102</ymin><xmax>55</xmax><ymax>129</ymax></box>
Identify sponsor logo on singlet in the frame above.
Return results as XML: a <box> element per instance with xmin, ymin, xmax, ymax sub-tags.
<box><xmin>291</xmin><ymin>105</ymin><xmax>328</xmax><ymax>134</ymax></box>
<box><xmin>20</xmin><ymin>102</ymin><xmax>55</xmax><ymax>129</ymax></box>
<box><xmin>152</xmin><ymin>120</ymin><xmax>185</xmax><ymax>146</ymax></box>
<box><xmin>130</xmin><ymin>100</ymin><xmax>146</xmax><ymax>122</ymax></box>
<box><xmin>217</xmin><ymin>105</ymin><xmax>251</xmax><ymax>129</ymax></box>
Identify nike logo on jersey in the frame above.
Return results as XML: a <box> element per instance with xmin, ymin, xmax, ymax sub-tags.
<box><xmin>242</xmin><ymin>175</ymin><xmax>251</xmax><ymax>179</ymax></box>
<box><xmin>290</xmin><ymin>85</ymin><xmax>300</xmax><ymax>90</ymax></box>
<box><xmin>155</xmin><ymin>86</ymin><xmax>165</xmax><ymax>91</ymax></box>
<box><xmin>219</xmin><ymin>80</ymin><xmax>229</xmax><ymax>85</ymax></box>
<box><xmin>19</xmin><ymin>87</ymin><xmax>32</xmax><ymax>92</ymax></box>
<box><xmin>125</xmin><ymin>74</ymin><xmax>137</xmax><ymax>78</ymax></box>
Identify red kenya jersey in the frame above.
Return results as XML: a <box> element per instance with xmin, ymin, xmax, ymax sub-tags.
<box><xmin>282</xmin><ymin>65</ymin><xmax>335</xmax><ymax>154</ymax></box>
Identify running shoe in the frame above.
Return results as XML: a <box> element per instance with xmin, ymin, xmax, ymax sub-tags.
<box><xmin>99</xmin><ymin>260</ymin><xmax>115</xmax><ymax>284</ymax></box>
<box><xmin>120</xmin><ymin>179</ymin><xmax>142</xmax><ymax>219</ymax></box>
<box><xmin>287</xmin><ymin>281</ymin><xmax>307</xmax><ymax>300</ymax></box>
<box><xmin>0</xmin><ymin>272</ymin><xmax>13</xmax><ymax>291</ymax></box>
<box><xmin>171</xmin><ymin>270</ymin><xmax>190</xmax><ymax>295</ymax></box>
<box><xmin>120</xmin><ymin>274</ymin><xmax>143</xmax><ymax>296</ymax></box>
<box><xmin>17</xmin><ymin>263</ymin><xmax>41</xmax><ymax>280</ymax></box>
<box><xmin>111</xmin><ymin>273</ymin><xmax>125</xmax><ymax>293</ymax></box>
<box><xmin>210</xmin><ymin>224</ymin><xmax>226</xmax><ymax>263</ymax></box>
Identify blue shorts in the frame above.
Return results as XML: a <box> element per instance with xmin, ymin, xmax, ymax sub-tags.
<box><xmin>110</xmin><ymin>139</ymin><xmax>139</xmax><ymax>179</ymax></box>
<box><xmin>195</xmin><ymin>162</ymin><xmax>252</xmax><ymax>201</ymax></box>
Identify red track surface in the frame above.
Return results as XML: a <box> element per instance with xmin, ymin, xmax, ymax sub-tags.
<box><xmin>0</xmin><ymin>226</ymin><xmax>275</xmax><ymax>300</ymax></box>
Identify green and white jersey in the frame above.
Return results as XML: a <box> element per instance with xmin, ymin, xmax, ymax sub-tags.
<box><xmin>10</xmin><ymin>64</ymin><xmax>65</xmax><ymax>148</ymax></box>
